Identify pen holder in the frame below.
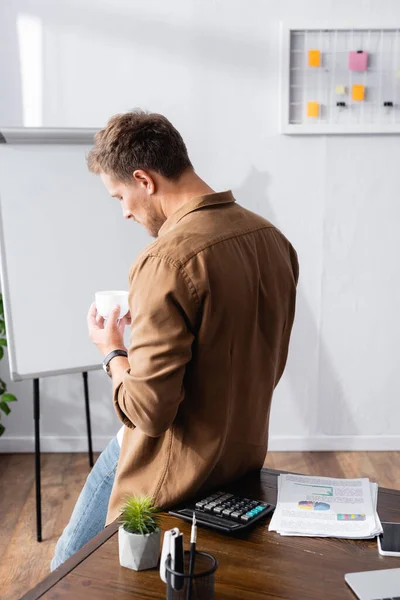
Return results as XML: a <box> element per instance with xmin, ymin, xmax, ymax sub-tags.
<box><xmin>165</xmin><ymin>550</ymin><xmax>218</xmax><ymax>600</ymax></box>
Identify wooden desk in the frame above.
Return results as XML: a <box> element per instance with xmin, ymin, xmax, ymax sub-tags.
<box><xmin>22</xmin><ymin>468</ymin><xmax>400</xmax><ymax>600</ymax></box>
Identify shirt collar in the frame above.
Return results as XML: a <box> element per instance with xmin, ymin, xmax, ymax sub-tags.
<box><xmin>158</xmin><ymin>190</ymin><xmax>235</xmax><ymax>237</ymax></box>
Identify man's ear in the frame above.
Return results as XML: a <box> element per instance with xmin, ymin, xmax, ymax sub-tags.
<box><xmin>132</xmin><ymin>169</ymin><xmax>155</xmax><ymax>194</ymax></box>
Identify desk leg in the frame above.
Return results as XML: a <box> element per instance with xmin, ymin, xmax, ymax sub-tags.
<box><xmin>33</xmin><ymin>378</ymin><xmax>42</xmax><ymax>542</ymax></box>
<box><xmin>82</xmin><ymin>372</ymin><xmax>94</xmax><ymax>468</ymax></box>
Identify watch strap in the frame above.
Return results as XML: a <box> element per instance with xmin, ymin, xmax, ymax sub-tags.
<box><xmin>103</xmin><ymin>349</ymin><xmax>128</xmax><ymax>375</ymax></box>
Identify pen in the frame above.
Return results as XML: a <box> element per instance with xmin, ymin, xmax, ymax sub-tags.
<box><xmin>186</xmin><ymin>512</ymin><xmax>197</xmax><ymax>600</ymax></box>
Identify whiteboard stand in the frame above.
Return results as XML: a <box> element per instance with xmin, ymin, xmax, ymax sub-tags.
<box><xmin>32</xmin><ymin>373</ymin><xmax>94</xmax><ymax>542</ymax></box>
<box><xmin>0</xmin><ymin>126</ymin><xmax>99</xmax><ymax>543</ymax></box>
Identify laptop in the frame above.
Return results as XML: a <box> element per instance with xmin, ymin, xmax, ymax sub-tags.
<box><xmin>345</xmin><ymin>568</ymin><xmax>400</xmax><ymax>599</ymax></box>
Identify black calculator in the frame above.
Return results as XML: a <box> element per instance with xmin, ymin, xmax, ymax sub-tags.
<box><xmin>169</xmin><ymin>491</ymin><xmax>275</xmax><ymax>533</ymax></box>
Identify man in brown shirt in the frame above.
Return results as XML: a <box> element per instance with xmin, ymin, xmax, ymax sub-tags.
<box><xmin>51</xmin><ymin>110</ymin><xmax>298</xmax><ymax>569</ymax></box>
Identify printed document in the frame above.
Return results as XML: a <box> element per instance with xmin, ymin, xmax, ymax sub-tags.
<box><xmin>269</xmin><ymin>474</ymin><xmax>382</xmax><ymax>539</ymax></box>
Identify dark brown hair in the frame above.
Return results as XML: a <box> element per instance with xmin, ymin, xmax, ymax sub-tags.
<box><xmin>87</xmin><ymin>109</ymin><xmax>193</xmax><ymax>181</ymax></box>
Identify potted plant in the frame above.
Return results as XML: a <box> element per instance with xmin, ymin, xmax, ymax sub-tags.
<box><xmin>0</xmin><ymin>293</ymin><xmax>17</xmax><ymax>436</ymax></box>
<box><xmin>118</xmin><ymin>495</ymin><xmax>161</xmax><ymax>571</ymax></box>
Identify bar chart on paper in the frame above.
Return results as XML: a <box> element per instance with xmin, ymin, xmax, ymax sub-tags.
<box><xmin>281</xmin><ymin>26</ymin><xmax>400</xmax><ymax>134</ymax></box>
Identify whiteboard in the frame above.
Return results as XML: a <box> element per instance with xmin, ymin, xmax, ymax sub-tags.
<box><xmin>0</xmin><ymin>143</ymin><xmax>150</xmax><ymax>380</ymax></box>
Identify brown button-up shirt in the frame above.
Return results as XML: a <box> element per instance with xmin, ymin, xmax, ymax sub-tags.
<box><xmin>106</xmin><ymin>190</ymin><xmax>299</xmax><ymax>525</ymax></box>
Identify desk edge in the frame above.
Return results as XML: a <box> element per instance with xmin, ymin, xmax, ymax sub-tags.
<box><xmin>20</xmin><ymin>521</ymin><xmax>119</xmax><ymax>600</ymax></box>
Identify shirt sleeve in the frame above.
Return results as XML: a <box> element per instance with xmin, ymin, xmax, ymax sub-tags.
<box><xmin>113</xmin><ymin>254</ymin><xmax>198</xmax><ymax>438</ymax></box>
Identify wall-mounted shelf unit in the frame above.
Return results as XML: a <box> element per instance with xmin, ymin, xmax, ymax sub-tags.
<box><xmin>280</xmin><ymin>23</ymin><xmax>400</xmax><ymax>134</ymax></box>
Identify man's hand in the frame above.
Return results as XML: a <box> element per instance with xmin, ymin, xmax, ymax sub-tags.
<box><xmin>87</xmin><ymin>302</ymin><xmax>131</xmax><ymax>357</ymax></box>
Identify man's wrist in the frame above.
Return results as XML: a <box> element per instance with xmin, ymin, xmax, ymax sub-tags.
<box><xmin>108</xmin><ymin>354</ymin><xmax>130</xmax><ymax>384</ymax></box>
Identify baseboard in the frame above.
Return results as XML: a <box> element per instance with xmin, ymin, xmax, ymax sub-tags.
<box><xmin>1</xmin><ymin>434</ymin><xmax>400</xmax><ymax>453</ymax></box>
<box><xmin>268</xmin><ymin>435</ymin><xmax>400</xmax><ymax>451</ymax></box>
<box><xmin>0</xmin><ymin>435</ymin><xmax>114</xmax><ymax>453</ymax></box>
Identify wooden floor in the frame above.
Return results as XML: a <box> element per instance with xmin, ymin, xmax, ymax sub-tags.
<box><xmin>0</xmin><ymin>451</ymin><xmax>399</xmax><ymax>600</ymax></box>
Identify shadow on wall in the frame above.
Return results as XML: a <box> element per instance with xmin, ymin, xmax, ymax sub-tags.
<box><xmin>233</xmin><ymin>166</ymin><xmax>358</xmax><ymax>448</ymax></box>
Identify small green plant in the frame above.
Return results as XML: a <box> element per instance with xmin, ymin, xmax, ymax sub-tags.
<box><xmin>0</xmin><ymin>293</ymin><xmax>17</xmax><ymax>436</ymax></box>
<box><xmin>120</xmin><ymin>495</ymin><xmax>160</xmax><ymax>535</ymax></box>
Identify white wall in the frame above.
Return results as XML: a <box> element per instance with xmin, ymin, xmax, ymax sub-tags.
<box><xmin>1</xmin><ymin>0</ymin><xmax>399</xmax><ymax>452</ymax></box>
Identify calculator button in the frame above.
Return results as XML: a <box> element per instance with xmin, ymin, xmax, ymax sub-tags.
<box><xmin>213</xmin><ymin>506</ymin><xmax>224</xmax><ymax>514</ymax></box>
<box><xmin>240</xmin><ymin>514</ymin><xmax>251</xmax><ymax>523</ymax></box>
<box><xmin>222</xmin><ymin>508</ymin><xmax>234</xmax><ymax>517</ymax></box>
<box><xmin>230</xmin><ymin>511</ymin><xmax>243</xmax><ymax>520</ymax></box>
<box><xmin>195</xmin><ymin>500</ymin><xmax>207</xmax><ymax>509</ymax></box>
<box><xmin>203</xmin><ymin>504</ymin><xmax>214</xmax><ymax>512</ymax></box>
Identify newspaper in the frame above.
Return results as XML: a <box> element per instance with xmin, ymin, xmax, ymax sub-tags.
<box><xmin>269</xmin><ymin>474</ymin><xmax>383</xmax><ymax>539</ymax></box>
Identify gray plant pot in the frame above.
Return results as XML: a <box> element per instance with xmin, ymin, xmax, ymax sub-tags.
<box><xmin>118</xmin><ymin>526</ymin><xmax>161</xmax><ymax>571</ymax></box>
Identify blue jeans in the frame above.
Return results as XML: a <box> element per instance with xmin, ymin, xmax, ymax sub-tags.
<box><xmin>51</xmin><ymin>435</ymin><xmax>120</xmax><ymax>571</ymax></box>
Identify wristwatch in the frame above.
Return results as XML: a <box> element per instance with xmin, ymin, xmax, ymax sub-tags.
<box><xmin>102</xmin><ymin>349</ymin><xmax>128</xmax><ymax>377</ymax></box>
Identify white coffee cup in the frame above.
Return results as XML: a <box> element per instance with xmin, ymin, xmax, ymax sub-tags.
<box><xmin>95</xmin><ymin>290</ymin><xmax>129</xmax><ymax>320</ymax></box>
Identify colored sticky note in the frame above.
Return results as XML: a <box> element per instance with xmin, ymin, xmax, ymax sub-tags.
<box><xmin>308</xmin><ymin>50</ymin><xmax>321</xmax><ymax>67</ymax></box>
<box><xmin>349</xmin><ymin>51</ymin><xmax>368</xmax><ymax>71</ymax></box>
<box><xmin>352</xmin><ymin>84</ymin><xmax>365</xmax><ymax>101</ymax></box>
<box><xmin>307</xmin><ymin>101</ymin><xmax>319</xmax><ymax>117</ymax></box>
<box><xmin>335</xmin><ymin>84</ymin><xmax>346</xmax><ymax>95</ymax></box>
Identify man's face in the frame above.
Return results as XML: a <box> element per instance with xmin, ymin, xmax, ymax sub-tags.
<box><xmin>100</xmin><ymin>172</ymin><xmax>165</xmax><ymax>238</ymax></box>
